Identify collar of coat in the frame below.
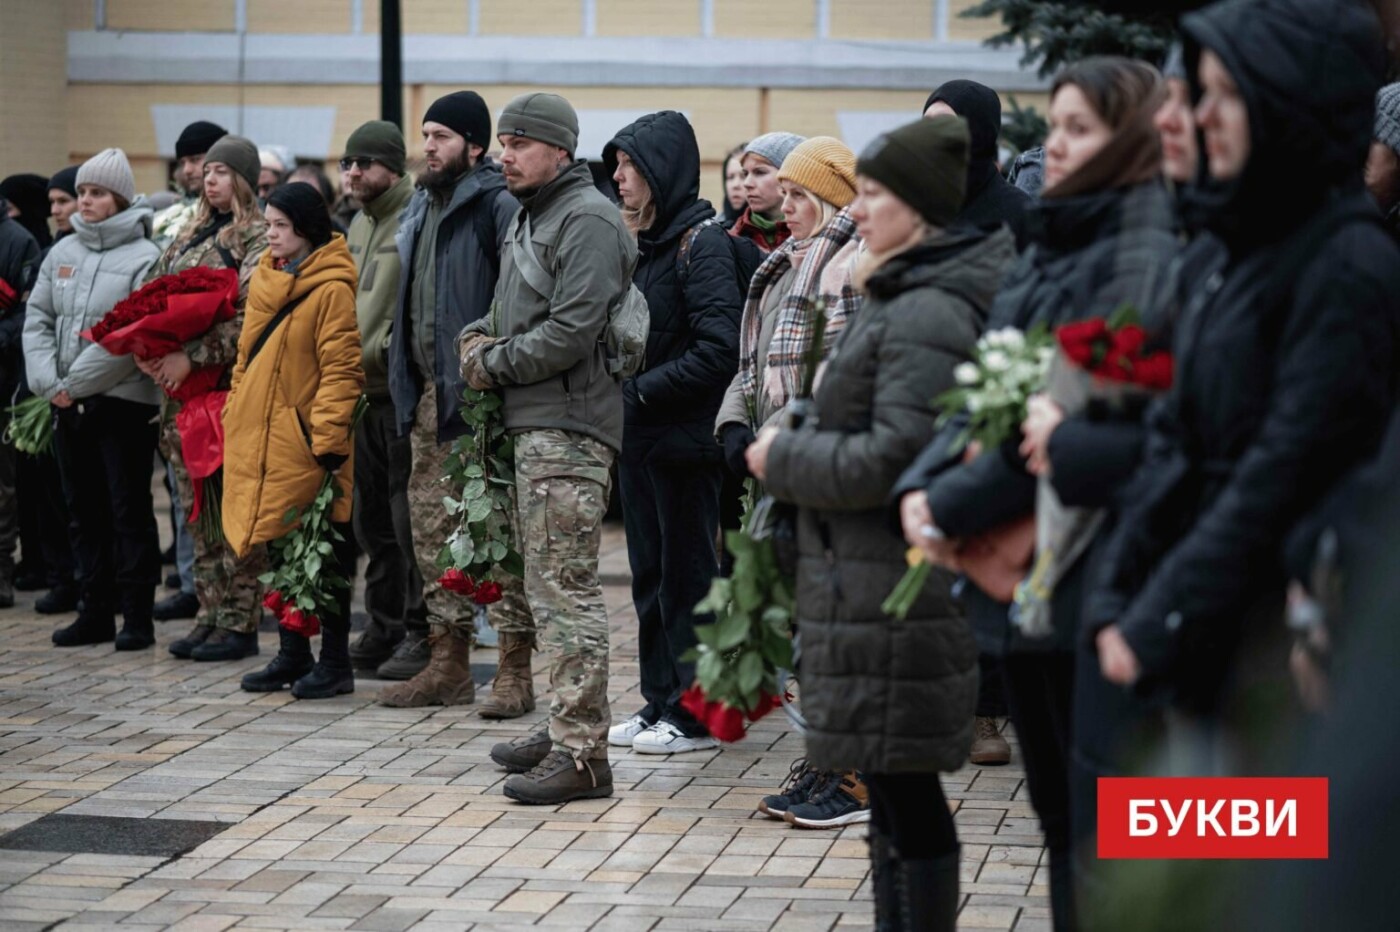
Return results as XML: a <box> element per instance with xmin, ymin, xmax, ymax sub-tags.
<box><xmin>363</xmin><ymin>172</ymin><xmax>415</xmax><ymax>222</ymax></box>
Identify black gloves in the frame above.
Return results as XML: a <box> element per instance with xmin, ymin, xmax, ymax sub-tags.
<box><xmin>721</xmin><ymin>423</ymin><xmax>756</xmax><ymax>478</ymax></box>
<box><xmin>316</xmin><ymin>452</ymin><xmax>348</xmax><ymax>473</ymax></box>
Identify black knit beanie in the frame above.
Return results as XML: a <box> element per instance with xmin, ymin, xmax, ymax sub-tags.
<box><xmin>266</xmin><ymin>182</ymin><xmax>333</xmax><ymax>250</ymax></box>
<box><xmin>175</xmin><ymin>121</ymin><xmax>228</xmax><ymax>159</ymax></box>
<box><xmin>423</xmin><ymin>91</ymin><xmax>493</xmax><ymax>147</ymax></box>
<box><xmin>47</xmin><ymin>166</ymin><xmax>80</xmax><ymax>198</ymax></box>
<box><xmin>857</xmin><ymin>116</ymin><xmax>969</xmax><ymax>228</ymax></box>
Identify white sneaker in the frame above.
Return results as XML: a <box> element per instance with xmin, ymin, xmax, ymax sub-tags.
<box><xmin>631</xmin><ymin>720</ymin><xmax>720</xmax><ymax>755</ymax></box>
<box><xmin>608</xmin><ymin>713</ymin><xmax>653</xmax><ymax>747</ymax></box>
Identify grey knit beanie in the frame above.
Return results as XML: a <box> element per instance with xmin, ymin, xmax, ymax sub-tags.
<box><xmin>1376</xmin><ymin>83</ymin><xmax>1400</xmax><ymax>157</ymax></box>
<box><xmin>498</xmin><ymin>93</ymin><xmax>579</xmax><ymax>155</ymax></box>
<box><xmin>76</xmin><ymin>148</ymin><xmax>136</xmax><ymax>204</ymax></box>
<box><xmin>744</xmin><ymin>132</ymin><xmax>806</xmax><ymax>170</ymax></box>
<box><xmin>205</xmin><ymin>134</ymin><xmax>261</xmax><ymax>191</ymax></box>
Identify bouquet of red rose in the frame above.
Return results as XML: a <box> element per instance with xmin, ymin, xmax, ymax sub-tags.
<box><xmin>83</xmin><ymin>266</ymin><xmax>240</xmax><ymax>541</ymax></box>
<box><xmin>259</xmin><ymin>397</ymin><xmax>368</xmax><ymax>638</ymax></box>
<box><xmin>436</xmin><ymin>386</ymin><xmax>523</xmax><ymax>607</ymax></box>
<box><xmin>1011</xmin><ymin>305</ymin><xmax>1173</xmax><ymax>638</ymax></box>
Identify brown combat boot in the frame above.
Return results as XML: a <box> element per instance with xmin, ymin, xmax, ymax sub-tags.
<box><xmin>377</xmin><ymin>626</ymin><xmax>475</xmax><ymax>708</ymax></box>
<box><xmin>478</xmin><ymin>631</ymin><xmax>536</xmax><ymax>720</ymax></box>
<box><xmin>502</xmin><ymin>749</ymin><xmax>613</xmax><ymax>805</ymax></box>
<box><xmin>969</xmin><ymin>715</ymin><xmax>1011</xmax><ymax>765</ymax></box>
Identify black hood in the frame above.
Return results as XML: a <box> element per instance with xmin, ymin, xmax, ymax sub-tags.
<box><xmin>603</xmin><ymin>110</ymin><xmax>713</xmax><ymax>243</ymax></box>
<box><xmin>927</xmin><ymin>80</ymin><xmax>1003</xmax><ymax>204</ymax></box>
<box><xmin>1182</xmin><ymin>0</ymin><xmax>1387</xmax><ymax>246</ymax></box>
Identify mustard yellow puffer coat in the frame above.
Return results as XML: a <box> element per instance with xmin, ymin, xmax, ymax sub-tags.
<box><xmin>221</xmin><ymin>236</ymin><xmax>364</xmax><ymax>557</ymax></box>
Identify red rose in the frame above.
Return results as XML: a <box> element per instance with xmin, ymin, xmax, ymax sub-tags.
<box><xmin>746</xmin><ymin>691</ymin><xmax>783</xmax><ymax>724</ymax></box>
<box><xmin>680</xmin><ymin>685</ymin><xmax>747</xmax><ymax>743</ymax></box>
<box><xmin>438</xmin><ymin>568</ymin><xmax>477</xmax><ymax>595</ymax></box>
<box><xmin>1056</xmin><ymin>318</ymin><xmax>1109</xmax><ymax>367</ymax></box>
<box><xmin>1109</xmin><ymin>324</ymin><xmax>1147</xmax><ymax>358</ymax></box>
<box><xmin>281</xmin><ymin>608</ymin><xmax>321</xmax><ymax>638</ymax></box>
<box><xmin>1132</xmin><ymin>352</ymin><xmax>1174</xmax><ymax>390</ymax></box>
<box><xmin>472</xmin><ymin>581</ymin><xmax>503</xmax><ymax>605</ymax></box>
<box><xmin>263</xmin><ymin>590</ymin><xmax>286</xmax><ymax>617</ymax></box>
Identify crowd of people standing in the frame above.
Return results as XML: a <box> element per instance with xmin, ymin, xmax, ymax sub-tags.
<box><xmin>2</xmin><ymin>0</ymin><xmax>1399</xmax><ymax>927</ymax></box>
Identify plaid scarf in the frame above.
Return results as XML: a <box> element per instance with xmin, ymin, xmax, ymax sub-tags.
<box><xmin>736</xmin><ymin>208</ymin><xmax>862</xmax><ymax>419</ymax></box>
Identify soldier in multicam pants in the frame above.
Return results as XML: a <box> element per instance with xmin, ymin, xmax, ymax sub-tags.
<box><xmin>496</xmin><ymin>430</ymin><xmax>613</xmax><ymax>757</ymax></box>
<box><xmin>460</xmin><ymin>91</ymin><xmax>636</xmax><ymax>804</ymax></box>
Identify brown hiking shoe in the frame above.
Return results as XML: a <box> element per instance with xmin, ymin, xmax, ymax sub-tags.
<box><xmin>969</xmin><ymin>716</ymin><xmax>1011</xmax><ymax>765</ymax></box>
<box><xmin>478</xmin><ymin>631</ymin><xmax>536</xmax><ymax>719</ymax></box>
<box><xmin>489</xmin><ymin>727</ymin><xmax>551</xmax><ymax>773</ymax></box>
<box><xmin>377</xmin><ymin>627</ymin><xmax>475</xmax><ymax>708</ymax></box>
<box><xmin>503</xmin><ymin>749</ymin><xmax>613</xmax><ymax>805</ymax></box>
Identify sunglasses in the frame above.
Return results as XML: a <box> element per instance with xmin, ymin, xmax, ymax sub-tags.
<box><xmin>338</xmin><ymin>157</ymin><xmax>379</xmax><ymax>171</ymax></box>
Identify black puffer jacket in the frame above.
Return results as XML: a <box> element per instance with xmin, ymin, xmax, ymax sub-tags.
<box><xmin>604</xmin><ymin>112</ymin><xmax>742</xmax><ymax>461</ymax></box>
<box><xmin>1085</xmin><ymin>0</ymin><xmax>1400</xmax><ymax>713</ymax></box>
<box><xmin>0</xmin><ymin>205</ymin><xmax>41</xmax><ymax>403</ymax></box>
<box><xmin>892</xmin><ymin>180</ymin><xmax>1180</xmax><ymax>656</ymax></box>
<box><xmin>763</xmin><ymin>227</ymin><xmax>1015</xmax><ymax>774</ymax></box>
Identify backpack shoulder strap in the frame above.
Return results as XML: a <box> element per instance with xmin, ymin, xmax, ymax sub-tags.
<box><xmin>676</xmin><ymin>217</ymin><xmax>722</xmax><ymax>286</ymax></box>
<box><xmin>246</xmin><ymin>293</ymin><xmax>310</xmax><ymax>367</ymax></box>
<box><xmin>511</xmin><ymin>210</ymin><xmax>556</xmax><ymax>300</ymax></box>
<box><xmin>473</xmin><ymin>186</ymin><xmax>502</xmax><ymax>277</ymax></box>
<box><xmin>214</xmin><ymin>242</ymin><xmax>238</xmax><ymax>272</ymax></box>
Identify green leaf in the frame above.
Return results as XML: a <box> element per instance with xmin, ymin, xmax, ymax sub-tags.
<box><xmin>714</xmin><ymin>610</ymin><xmax>750</xmax><ymax>650</ymax></box>
<box><xmin>466</xmin><ymin>496</ymin><xmax>493</xmax><ymax>523</ymax></box>
<box><xmin>737</xmin><ymin>649</ymin><xmax>764</xmax><ymax>695</ymax></box>
<box><xmin>498</xmin><ymin>551</ymin><xmax>525</xmax><ymax>578</ymax></box>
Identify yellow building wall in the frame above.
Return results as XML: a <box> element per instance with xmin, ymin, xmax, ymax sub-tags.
<box><xmin>713</xmin><ymin>0</ymin><xmax>814</xmax><ymax>38</ymax></box>
<box><xmin>948</xmin><ymin>0</ymin><xmax>1002</xmax><ymax>42</ymax></box>
<box><xmin>478</xmin><ymin>0</ymin><xmax>582</xmax><ymax>35</ymax></box>
<box><xmin>0</xmin><ymin>0</ymin><xmax>69</xmax><ymax>177</ymax></box>
<box><xmin>247</xmin><ymin>0</ymin><xmax>353</xmax><ymax>33</ymax></box>
<box><xmin>597</xmin><ymin>0</ymin><xmax>700</xmax><ymax>37</ymax></box>
<box><xmin>66</xmin><ymin>0</ymin><xmax>95</xmax><ymax>30</ymax></box>
<box><xmin>105</xmin><ymin>0</ymin><xmax>235</xmax><ymax>32</ymax></box>
<box><xmin>830</xmin><ymin>0</ymin><xmax>932</xmax><ymax>40</ymax></box>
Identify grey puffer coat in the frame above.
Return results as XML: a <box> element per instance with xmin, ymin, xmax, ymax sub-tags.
<box><xmin>763</xmin><ymin>226</ymin><xmax>1015</xmax><ymax>774</ymax></box>
<box><xmin>24</xmin><ymin>201</ymin><xmax>161</xmax><ymax>406</ymax></box>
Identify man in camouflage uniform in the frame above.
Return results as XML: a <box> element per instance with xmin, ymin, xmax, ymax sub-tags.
<box><xmin>378</xmin><ymin>92</ymin><xmax>519</xmax><ymax>708</ymax></box>
<box><xmin>144</xmin><ymin>135</ymin><xmax>272</xmax><ymax>662</ymax></box>
<box><xmin>460</xmin><ymin>93</ymin><xmax>634</xmax><ymax>804</ymax></box>
<box><xmin>152</xmin><ymin>120</ymin><xmax>228</xmax><ymax>625</ymax></box>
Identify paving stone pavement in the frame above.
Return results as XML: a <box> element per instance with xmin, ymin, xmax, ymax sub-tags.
<box><xmin>0</xmin><ymin>518</ymin><xmax>1049</xmax><ymax>931</ymax></box>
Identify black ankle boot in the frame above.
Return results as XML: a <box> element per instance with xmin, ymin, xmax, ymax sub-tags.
<box><xmin>291</xmin><ymin>616</ymin><xmax>353</xmax><ymax>699</ymax></box>
<box><xmin>241</xmin><ymin>628</ymin><xmax>314</xmax><ymax>692</ymax></box>
<box><xmin>896</xmin><ymin>849</ymin><xmax>960</xmax><ymax>932</ymax></box>
<box><xmin>868</xmin><ymin>828</ymin><xmax>901</xmax><ymax>932</ymax></box>
<box><xmin>115</xmin><ymin>617</ymin><xmax>155</xmax><ymax>651</ymax></box>
<box><xmin>52</xmin><ymin>611</ymin><xmax>115</xmax><ymax>647</ymax></box>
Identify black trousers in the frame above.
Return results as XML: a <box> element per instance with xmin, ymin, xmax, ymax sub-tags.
<box><xmin>1003</xmin><ymin>652</ymin><xmax>1077</xmax><ymax>932</ymax></box>
<box><xmin>977</xmin><ymin>653</ymin><xmax>1009</xmax><ymax>717</ymax></box>
<box><xmin>867</xmin><ymin>772</ymin><xmax>959</xmax><ymax>859</ymax></box>
<box><xmin>352</xmin><ymin>397</ymin><xmax>425</xmax><ymax>639</ymax></box>
<box><xmin>620</xmin><ymin>446</ymin><xmax>723</xmax><ymax>736</ymax></box>
<box><xmin>52</xmin><ymin>396</ymin><xmax>160</xmax><ymax>622</ymax></box>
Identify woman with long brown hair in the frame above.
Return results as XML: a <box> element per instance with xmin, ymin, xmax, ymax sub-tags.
<box><xmin>894</xmin><ymin>58</ymin><xmax>1180</xmax><ymax>930</ymax></box>
<box><xmin>138</xmin><ymin>134</ymin><xmax>271</xmax><ymax>663</ymax></box>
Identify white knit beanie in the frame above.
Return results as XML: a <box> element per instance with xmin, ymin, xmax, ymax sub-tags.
<box><xmin>76</xmin><ymin>148</ymin><xmax>136</xmax><ymax>204</ymax></box>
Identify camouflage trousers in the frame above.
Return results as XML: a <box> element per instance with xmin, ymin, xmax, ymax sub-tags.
<box><xmin>493</xmin><ymin>428</ymin><xmax>614</xmax><ymax>761</ymax></box>
<box><xmin>160</xmin><ymin>406</ymin><xmax>266</xmax><ymax>632</ymax></box>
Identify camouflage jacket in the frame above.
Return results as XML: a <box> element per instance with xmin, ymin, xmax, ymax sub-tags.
<box><xmin>146</xmin><ymin>215</ymin><xmax>269</xmax><ymax>371</ymax></box>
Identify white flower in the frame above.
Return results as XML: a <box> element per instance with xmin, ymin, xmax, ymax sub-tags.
<box><xmin>982</xmin><ymin>350</ymin><xmax>1010</xmax><ymax>372</ymax></box>
<box><xmin>967</xmin><ymin>395</ymin><xmax>984</xmax><ymax>413</ymax></box>
<box><xmin>954</xmin><ymin>362</ymin><xmax>980</xmax><ymax>386</ymax></box>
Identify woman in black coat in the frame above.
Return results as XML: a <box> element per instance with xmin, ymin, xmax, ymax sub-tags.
<box><xmin>892</xmin><ymin>58</ymin><xmax>1180</xmax><ymax>932</ymax></box>
<box><xmin>747</xmin><ymin>115</ymin><xmax>1014</xmax><ymax>932</ymax></box>
<box><xmin>601</xmin><ymin>111</ymin><xmax>744</xmax><ymax>754</ymax></box>
<box><xmin>1087</xmin><ymin>0</ymin><xmax>1400</xmax><ymax>758</ymax></box>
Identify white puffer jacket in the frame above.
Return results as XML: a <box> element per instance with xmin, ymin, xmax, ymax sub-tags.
<box><xmin>24</xmin><ymin>199</ymin><xmax>161</xmax><ymax>406</ymax></box>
